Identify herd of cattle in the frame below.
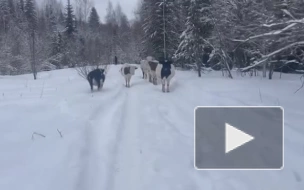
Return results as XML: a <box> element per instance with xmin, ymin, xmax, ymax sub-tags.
<box><xmin>87</xmin><ymin>56</ymin><xmax>176</xmax><ymax>93</ymax></box>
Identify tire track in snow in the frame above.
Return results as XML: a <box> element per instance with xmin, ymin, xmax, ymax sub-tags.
<box><xmin>103</xmin><ymin>87</ymin><xmax>143</xmax><ymax>190</ymax></box>
<box><xmin>74</xmin><ymin>71</ymin><xmax>126</xmax><ymax>190</ymax></box>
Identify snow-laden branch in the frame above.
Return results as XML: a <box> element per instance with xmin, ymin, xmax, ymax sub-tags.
<box><xmin>232</xmin><ymin>23</ymin><xmax>298</xmax><ymax>43</ymax></box>
<box><xmin>261</xmin><ymin>18</ymin><xmax>304</xmax><ymax>28</ymax></box>
<box><xmin>241</xmin><ymin>41</ymin><xmax>304</xmax><ymax>72</ymax></box>
<box><xmin>281</xmin><ymin>9</ymin><xmax>296</xmax><ymax>19</ymax></box>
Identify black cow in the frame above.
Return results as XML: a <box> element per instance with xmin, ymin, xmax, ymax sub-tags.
<box><xmin>159</xmin><ymin>59</ymin><xmax>172</xmax><ymax>79</ymax></box>
<box><xmin>87</xmin><ymin>68</ymin><xmax>106</xmax><ymax>91</ymax></box>
<box><xmin>157</xmin><ymin>57</ymin><xmax>176</xmax><ymax>92</ymax></box>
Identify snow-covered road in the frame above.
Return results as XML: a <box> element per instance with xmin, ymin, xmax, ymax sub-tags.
<box><xmin>0</xmin><ymin>65</ymin><xmax>304</xmax><ymax>190</ymax></box>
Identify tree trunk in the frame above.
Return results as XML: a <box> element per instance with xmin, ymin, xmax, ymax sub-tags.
<box><xmin>197</xmin><ymin>62</ymin><xmax>201</xmax><ymax>77</ymax></box>
<box><xmin>262</xmin><ymin>61</ymin><xmax>267</xmax><ymax>78</ymax></box>
<box><xmin>31</xmin><ymin>31</ymin><xmax>37</xmax><ymax>80</ymax></box>
<box><xmin>268</xmin><ymin>62</ymin><xmax>274</xmax><ymax>80</ymax></box>
<box><xmin>222</xmin><ymin>51</ymin><xmax>233</xmax><ymax>79</ymax></box>
<box><xmin>224</xmin><ymin>61</ymin><xmax>233</xmax><ymax>79</ymax></box>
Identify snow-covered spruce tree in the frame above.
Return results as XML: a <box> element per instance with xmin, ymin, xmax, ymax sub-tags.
<box><xmin>130</xmin><ymin>5</ymin><xmax>145</xmax><ymax>62</ymax></box>
<box><xmin>43</xmin><ymin>1</ymin><xmax>67</xmax><ymax>69</ymax></box>
<box><xmin>88</xmin><ymin>7</ymin><xmax>99</xmax><ymax>34</ymax></box>
<box><xmin>45</xmin><ymin>4</ymin><xmax>57</xmax><ymax>33</ymax></box>
<box><xmin>0</xmin><ymin>0</ymin><xmax>10</xmax><ymax>74</ymax></box>
<box><xmin>232</xmin><ymin>0</ymin><xmax>304</xmax><ymax>81</ymax></box>
<box><xmin>86</xmin><ymin>6</ymin><xmax>102</xmax><ymax>66</ymax></box>
<box><xmin>0</xmin><ymin>0</ymin><xmax>10</xmax><ymax>34</ymax></box>
<box><xmin>140</xmin><ymin>0</ymin><xmax>180</xmax><ymax>59</ymax></box>
<box><xmin>19</xmin><ymin>0</ymin><xmax>24</xmax><ymax>12</ymax></box>
<box><xmin>63</xmin><ymin>0</ymin><xmax>79</xmax><ymax>67</ymax></box>
<box><xmin>24</xmin><ymin>0</ymin><xmax>38</xmax><ymax>79</ymax></box>
<box><xmin>64</xmin><ymin>0</ymin><xmax>76</xmax><ymax>38</ymax></box>
<box><xmin>175</xmin><ymin>0</ymin><xmax>213</xmax><ymax>77</ymax></box>
<box><xmin>117</xmin><ymin>13</ymin><xmax>132</xmax><ymax>63</ymax></box>
<box><xmin>208</xmin><ymin>0</ymin><xmax>272</xmax><ymax>79</ymax></box>
<box><xmin>105</xmin><ymin>1</ymin><xmax>119</xmax><ymax>64</ymax></box>
<box><xmin>7</xmin><ymin>0</ymin><xmax>14</xmax><ymax>15</ymax></box>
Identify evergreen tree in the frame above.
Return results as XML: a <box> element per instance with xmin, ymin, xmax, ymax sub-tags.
<box><xmin>19</xmin><ymin>0</ymin><xmax>24</xmax><ymax>12</ymax></box>
<box><xmin>88</xmin><ymin>7</ymin><xmax>100</xmax><ymax>33</ymax></box>
<box><xmin>64</xmin><ymin>0</ymin><xmax>76</xmax><ymax>37</ymax></box>
<box><xmin>48</xmin><ymin>5</ymin><xmax>57</xmax><ymax>32</ymax></box>
<box><xmin>0</xmin><ymin>0</ymin><xmax>10</xmax><ymax>33</ymax></box>
<box><xmin>105</xmin><ymin>1</ymin><xmax>116</xmax><ymax>25</ymax></box>
<box><xmin>141</xmin><ymin>0</ymin><xmax>180</xmax><ymax>59</ymax></box>
<box><xmin>51</xmin><ymin>32</ymin><xmax>63</xmax><ymax>56</ymax></box>
<box><xmin>24</xmin><ymin>0</ymin><xmax>38</xmax><ymax>79</ymax></box>
<box><xmin>105</xmin><ymin>1</ymin><xmax>119</xmax><ymax>63</ymax></box>
<box><xmin>175</xmin><ymin>0</ymin><xmax>213</xmax><ymax>77</ymax></box>
<box><xmin>8</xmin><ymin>0</ymin><xmax>14</xmax><ymax>15</ymax></box>
<box><xmin>24</xmin><ymin>0</ymin><xmax>37</xmax><ymax>30</ymax></box>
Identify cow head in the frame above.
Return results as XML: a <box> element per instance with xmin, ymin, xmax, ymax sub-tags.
<box><xmin>99</xmin><ymin>68</ymin><xmax>105</xmax><ymax>74</ymax></box>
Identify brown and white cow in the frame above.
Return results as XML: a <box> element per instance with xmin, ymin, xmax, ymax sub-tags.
<box><xmin>120</xmin><ymin>63</ymin><xmax>138</xmax><ymax>88</ymax></box>
<box><xmin>147</xmin><ymin>60</ymin><xmax>159</xmax><ymax>85</ymax></box>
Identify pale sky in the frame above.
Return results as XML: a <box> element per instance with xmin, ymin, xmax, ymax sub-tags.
<box><xmin>37</xmin><ymin>0</ymin><xmax>139</xmax><ymax>22</ymax></box>
<box><xmin>93</xmin><ymin>0</ymin><xmax>139</xmax><ymax>22</ymax></box>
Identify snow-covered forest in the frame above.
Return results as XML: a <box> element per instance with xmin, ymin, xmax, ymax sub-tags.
<box><xmin>1</xmin><ymin>1</ymin><xmax>304</xmax><ymax>189</ymax></box>
<box><xmin>1</xmin><ymin>0</ymin><xmax>304</xmax><ymax>80</ymax></box>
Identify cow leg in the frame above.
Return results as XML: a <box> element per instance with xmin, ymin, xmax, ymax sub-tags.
<box><xmin>166</xmin><ymin>77</ymin><xmax>172</xmax><ymax>92</ymax></box>
<box><xmin>166</xmin><ymin>81</ymin><xmax>170</xmax><ymax>92</ymax></box>
<box><xmin>154</xmin><ymin>76</ymin><xmax>157</xmax><ymax>85</ymax></box>
<box><xmin>161</xmin><ymin>78</ymin><xmax>165</xmax><ymax>92</ymax></box>
<box><xmin>88</xmin><ymin>78</ymin><xmax>93</xmax><ymax>92</ymax></box>
<box><xmin>97</xmin><ymin>79</ymin><xmax>101</xmax><ymax>90</ymax></box>
<box><xmin>142</xmin><ymin>70</ymin><xmax>144</xmax><ymax>79</ymax></box>
<box><xmin>125</xmin><ymin>77</ymin><xmax>128</xmax><ymax>87</ymax></box>
<box><xmin>100</xmin><ymin>79</ymin><xmax>104</xmax><ymax>89</ymax></box>
<box><xmin>129</xmin><ymin>76</ymin><xmax>131</xmax><ymax>87</ymax></box>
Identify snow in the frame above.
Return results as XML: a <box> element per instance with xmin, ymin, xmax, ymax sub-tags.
<box><xmin>0</xmin><ymin>65</ymin><xmax>304</xmax><ymax>190</ymax></box>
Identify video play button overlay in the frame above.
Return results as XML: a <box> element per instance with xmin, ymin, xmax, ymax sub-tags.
<box><xmin>194</xmin><ymin>106</ymin><xmax>284</xmax><ymax>170</ymax></box>
<box><xmin>225</xmin><ymin>123</ymin><xmax>254</xmax><ymax>154</ymax></box>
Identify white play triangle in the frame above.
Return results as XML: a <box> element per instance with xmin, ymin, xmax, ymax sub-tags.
<box><xmin>225</xmin><ymin>123</ymin><xmax>254</xmax><ymax>154</ymax></box>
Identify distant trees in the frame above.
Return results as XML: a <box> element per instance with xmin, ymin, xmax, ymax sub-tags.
<box><xmin>134</xmin><ymin>0</ymin><xmax>304</xmax><ymax>79</ymax></box>
<box><xmin>139</xmin><ymin>0</ymin><xmax>180</xmax><ymax>59</ymax></box>
<box><xmin>1</xmin><ymin>0</ymin><xmax>304</xmax><ymax>81</ymax></box>
<box><xmin>0</xmin><ymin>0</ymin><xmax>138</xmax><ymax>78</ymax></box>
<box><xmin>175</xmin><ymin>0</ymin><xmax>213</xmax><ymax>77</ymax></box>
<box><xmin>24</xmin><ymin>0</ymin><xmax>38</xmax><ymax>79</ymax></box>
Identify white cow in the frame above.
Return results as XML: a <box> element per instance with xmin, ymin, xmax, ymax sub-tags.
<box><xmin>155</xmin><ymin>60</ymin><xmax>176</xmax><ymax>92</ymax></box>
<box><xmin>140</xmin><ymin>59</ymin><xmax>150</xmax><ymax>79</ymax></box>
<box><xmin>120</xmin><ymin>63</ymin><xmax>138</xmax><ymax>88</ymax></box>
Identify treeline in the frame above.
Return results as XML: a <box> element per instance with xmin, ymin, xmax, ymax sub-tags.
<box><xmin>0</xmin><ymin>0</ymin><xmax>139</xmax><ymax>79</ymax></box>
<box><xmin>135</xmin><ymin>0</ymin><xmax>304</xmax><ymax>79</ymax></box>
<box><xmin>1</xmin><ymin>0</ymin><xmax>304</xmax><ymax>80</ymax></box>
